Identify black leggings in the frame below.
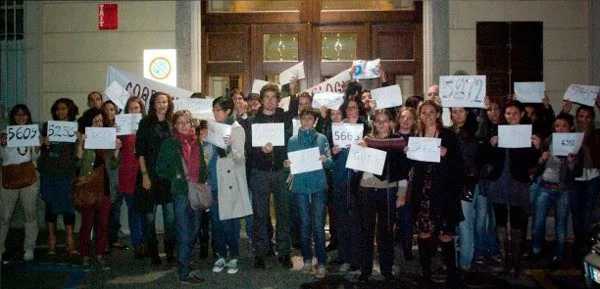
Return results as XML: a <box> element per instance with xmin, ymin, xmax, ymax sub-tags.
<box><xmin>45</xmin><ymin>202</ymin><xmax>75</xmax><ymax>225</ymax></box>
<box><xmin>493</xmin><ymin>203</ymin><xmax>528</xmax><ymax>231</ymax></box>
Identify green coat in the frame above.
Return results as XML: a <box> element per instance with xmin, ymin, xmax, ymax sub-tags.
<box><xmin>155</xmin><ymin>138</ymin><xmax>208</xmax><ymax>196</ymax></box>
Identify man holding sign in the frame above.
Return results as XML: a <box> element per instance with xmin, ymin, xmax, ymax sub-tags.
<box><xmin>247</xmin><ymin>83</ymin><xmax>294</xmax><ymax>269</ymax></box>
<box><xmin>284</xmin><ymin>108</ymin><xmax>332</xmax><ymax>278</ymax></box>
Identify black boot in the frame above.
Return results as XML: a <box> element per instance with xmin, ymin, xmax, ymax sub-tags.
<box><xmin>417</xmin><ymin>238</ymin><xmax>435</xmax><ymax>285</ymax></box>
<box><xmin>441</xmin><ymin>240</ymin><xmax>460</xmax><ymax>289</ymax></box>
<box><xmin>496</xmin><ymin>226</ymin><xmax>508</xmax><ymax>273</ymax></box>
<box><xmin>164</xmin><ymin>241</ymin><xmax>176</xmax><ymax>264</ymax></box>
<box><xmin>509</xmin><ymin>229</ymin><xmax>523</xmax><ymax>279</ymax></box>
<box><xmin>149</xmin><ymin>244</ymin><xmax>162</xmax><ymax>265</ymax></box>
<box><xmin>198</xmin><ymin>210</ymin><xmax>210</xmax><ymax>259</ymax></box>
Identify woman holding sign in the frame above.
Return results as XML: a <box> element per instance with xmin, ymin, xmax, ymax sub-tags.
<box><xmin>0</xmin><ymin>104</ymin><xmax>40</xmax><ymax>262</ymax></box>
<box><xmin>285</xmin><ymin>108</ymin><xmax>333</xmax><ymax>278</ymax></box>
<box><xmin>483</xmin><ymin>100</ymin><xmax>541</xmax><ymax>278</ymax></box>
<box><xmin>407</xmin><ymin>100</ymin><xmax>464</xmax><ymax>288</ymax></box>
<box><xmin>38</xmin><ymin>98</ymin><xmax>79</xmax><ymax>255</ymax></box>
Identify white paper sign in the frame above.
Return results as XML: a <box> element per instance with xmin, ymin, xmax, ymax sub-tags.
<box><xmin>279</xmin><ymin>96</ymin><xmax>291</xmax><ymax>112</ymax></box>
<box><xmin>6</xmin><ymin>125</ymin><xmax>41</xmax><ymax>147</ymax></box>
<box><xmin>498</xmin><ymin>124</ymin><xmax>532</xmax><ymax>148</ymax></box>
<box><xmin>439</xmin><ymin>75</ymin><xmax>486</xmax><ymax>108</ymax></box>
<box><xmin>288</xmin><ymin>147</ymin><xmax>322</xmax><ymax>175</ymax></box>
<box><xmin>292</xmin><ymin>118</ymin><xmax>300</xmax><ymax>137</ymax></box>
<box><xmin>173</xmin><ymin>98</ymin><xmax>215</xmax><ymax>120</ymax></box>
<box><xmin>312</xmin><ymin>91</ymin><xmax>344</xmax><ymax>110</ymax></box>
<box><xmin>251</xmin><ymin>79</ymin><xmax>282</xmax><ymax>94</ymax></box>
<box><xmin>345</xmin><ymin>144</ymin><xmax>386</xmax><ymax>175</ymax></box>
<box><xmin>251</xmin><ymin>123</ymin><xmax>285</xmax><ymax>147</ymax></box>
<box><xmin>206</xmin><ymin>121</ymin><xmax>232</xmax><ymax>149</ymax></box>
<box><xmin>279</xmin><ymin>61</ymin><xmax>306</xmax><ymax>85</ymax></box>
<box><xmin>115</xmin><ymin>114</ymin><xmax>142</xmax><ymax>136</ymax></box>
<box><xmin>406</xmin><ymin>137</ymin><xmax>441</xmax><ymax>163</ymax></box>
<box><xmin>514</xmin><ymin>82</ymin><xmax>545</xmax><ymax>103</ymax></box>
<box><xmin>84</xmin><ymin>127</ymin><xmax>117</xmax><ymax>149</ymax></box>
<box><xmin>353</xmin><ymin>59</ymin><xmax>380</xmax><ymax>79</ymax></box>
<box><xmin>563</xmin><ymin>84</ymin><xmax>600</xmax><ymax>106</ymax></box>
<box><xmin>307</xmin><ymin>68</ymin><xmax>352</xmax><ymax>94</ymax></box>
<box><xmin>552</xmin><ymin>132</ymin><xmax>584</xmax><ymax>156</ymax></box>
<box><xmin>331</xmin><ymin>123</ymin><xmax>364</xmax><ymax>147</ymax></box>
<box><xmin>104</xmin><ymin>81</ymin><xmax>130</xmax><ymax>110</ymax></box>
<box><xmin>47</xmin><ymin>121</ymin><xmax>78</xmax><ymax>143</ymax></box>
<box><xmin>371</xmin><ymin>85</ymin><xmax>403</xmax><ymax>109</ymax></box>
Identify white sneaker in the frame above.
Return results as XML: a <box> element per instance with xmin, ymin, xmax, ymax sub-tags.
<box><xmin>23</xmin><ymin>249</ymin><xmax>34</xmax><ymax>261</ymax></box>
<box><xmin>226</xmin><ymin>258</ymin><xmax>238</xmax><ymax>274</ymax></box>
<box><xmin>339</xmin><ymin>263</ymin><xmax>351</xmax><ymax>272</ymax></box>
<box><xmin>212</xmin><ymin>257</ymin><xmax>227</xmax><ymax>273</ymax></box>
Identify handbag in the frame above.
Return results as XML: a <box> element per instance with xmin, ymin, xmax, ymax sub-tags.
<box><xmin>72</xmin><ymin>164</ymin><xmax>105</xmax><ymax>209</ymax></box>
<box><xmin>2</xmin><ymin>160</ymin><xmax>37</xmax><ymax>189</ymax></box>
<box><xmin>181</xmin><ymin>156</ymin><xmax>212</xmax><ymax>211</ymax></box>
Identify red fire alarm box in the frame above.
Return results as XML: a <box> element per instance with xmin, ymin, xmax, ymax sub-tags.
<box><xmin>98</xmin><ymin>4</ymin><xmax>118</xmax><ymax>30</ymax></box>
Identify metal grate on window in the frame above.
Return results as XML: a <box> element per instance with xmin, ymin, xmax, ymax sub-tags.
<box><xmin>1</xmin><ymin>0</ymin><xmax>25</xmax><ymax>122</ymax></box>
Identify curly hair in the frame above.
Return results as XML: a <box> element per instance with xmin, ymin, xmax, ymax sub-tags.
<box><xmin>51</xmin><ymin>98</ymin><xmax>79</xmax><ymax>121</ymax></box>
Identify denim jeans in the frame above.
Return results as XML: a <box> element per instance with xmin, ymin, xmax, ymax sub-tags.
<box><xmin>532</xmin><ymin>186</ymin><xmax>570</xmax><ymax>257</ymax></box>
<box><xmin>173</xmin><ymin>194</ymin><xmax>200</xmax><ymax>279</ymax></box>
<box><xmin>121</xmin><ymin>193</ymin><xmax>145</xmax><ymax>247</ymax></box>
<box><xmin>473</xmin><ymin>184</ymin><xmax>499</xmax><ymax>257</ymax></box>
<box><xmin>459</xmin><ymin>200</ymin><xmax>475</xmax><ymax>268</ymax></box>
<box><xmin>210</xmin><ymin>190</ymin><xmax>241</xmax><ymax>258</ymax></box>
<box><xmin>294</xmin><ymin>190</ymin><xmax>327</xmax><ymax>266</ymax></box>
<box><xmin>144</xmin><ymin>202</ymin><xmax>175</xmax><ymax>255</ymax></box>
<box><xmin>570</xmin><ymin>177</ymin><xmax>600</xmax><ymax>251</ymax></box>
<box><xmin>109</xmin><ymin>192</ymin><xmax>124</xmax><ymax>245</ymax></box>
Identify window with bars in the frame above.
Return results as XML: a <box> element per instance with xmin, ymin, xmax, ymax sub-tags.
<box><xmin>1</xmin><ymin>0</ymin><xmax>25</xmax><ymax>120</ymax></box>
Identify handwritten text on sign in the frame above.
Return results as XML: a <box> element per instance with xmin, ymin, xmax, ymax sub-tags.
<box><xmin>84</xmin><ymin>127</ymin><xmax>117</xmax><ymax>149</ymax></box>
<box><xmin>288</xmin><ymin>147</ymin><xmax>322</xmax><ymax>175</ymax></box>
<box><xmin>345</xmin><ymin>144</ymin><xmax>386</xmax><ymax>175</ymax></box>
<box><xmin>47</xmin><ymin>121</ymin><xmax>78</xmax><ymax>143</ymax></box>
<box><xmin>7</xmin><ymin>125</ymin><xmax>40</xmax><ymax>147</ymax></box>
<box><xmin>371</xmin><ymin>84</ymin><xmax>403</xmax><ymax>109</ymax></box>
<box><xmin>252</xmin><ymin>123</ymin><xmax>285</xmax><ymax>147</ymax></box>
<box><xmin>407</xmin><ymin>137</ymin><xmax>441</xmax><ymax>163</ymax></box>
<box><xmin>563</xmin><ymin>84</ymin><xmax>600</xmax><ymax>106</ymax></box>
<box><xmin>552</xmin><ymin>132</ymin><xmax>584</xmax><ymax>156</ymax></box>
<box><xmin>312</xmin><ymin>91</ymin><xmax>345</xmax><ymax>110</ymax></box>
<box><xmin>206</xmin><ymin>121</ymin><xmax>232</xmax><ymax>149</ymax></box>
<box><xmin>514</xmin><ymin>82</ymin><xmax>545</xmax><ymax>103</ymax></box>
<box><xmin>498</xmin><ymin>124</ymin><xmax>532</xmax><ymax>148</ymax></box>
<box><xmin>279</xmin><ymin>61</ymin><xmax>306</xmax><ymax>85</ymax></box>
<box><xmin>115</xmin><ymin>114</ymin><xmax>142</xmax><ymax>136</ymax></box>
<box><xmin>439</xmin><ymin>75</ymin><xmax>486</xmax><ymax>108</ymax></box>
<box><xmin>331</xmin><ymin>123</ymin><xmax>364</xmax><ymax>147</ymax></box>
<box><xmin>307</xmin><ymin>69</ymin><xmax>352</xmax><ymax>94</ymax></box>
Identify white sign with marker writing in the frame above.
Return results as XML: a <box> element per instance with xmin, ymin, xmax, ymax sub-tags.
<box><xmin>307</xmin><ymin>69</ymin><xmax>352</xmax><ymax>94</ymax></box>
<box><xmin>514</xmin><ymin>82</ymin><xmax>545</xmax><ymax>103</ymax></box>
<box><xmin>115</xmin><ymin>114</ymin><xmax>142</xmax><ymax>136</ymax></box>
<box><xmin>251</xmin><ymin>123</ymin><xmax>285</xmax><ymax>147</ymax></box>
<box><xmin>312</xmin><ymin>91</ymin><xmax>344</xmax><ymax>110</ymax></box>
<box><xmin>6</xmin><ymin>125</ymin><xmax>40</xmax><ymax>147</ymax></box>
<box><xmin>279</xmin><ymin>61</ymin><xmax>305</xmax><ymax>85</ymax></box>
<box><xmin>47</xmin><ymin>121</ymin><xmax>78</xmax><ymax>143</ymax></box>
<box><xmin>353</xmin><ymin>59</ymin><xmax>380</xmax><ymax>79</ymax></box>
<box><xmin>406</xmin><ymin>137</ymin><xmax>441</xmax><ymax>163</ymax></box>
<box><xmin>371</xmin><ymin>84</ymin><xmax>403</xmax><ymax>109</ymax></box>
<box><xmin>173</xmin><ymin>98</ymin><xmax>214</xmax><ymax>120</ymax></box>
<box><xmin>552</xmin><ymin>132</ymin><xmax>584</xmax><ymax>156</ymax></box>
<box><xmin>563</xmin><ymin>84</ymin><xmax>600</xmax><ymax>106</ymax></box>
<box><xmin>498</xmin><ymin>124</ymin><xmax>532</xmax><ymax>148</ymax></box>
<box><xmin>206</xmin><ymin>121</ymin><xmax>232</xmax><ymax>149</ymax></box>
<box><xmin>345</xmin><ymin>144</ymin><xmax>386</xmax><ymax>175</ymax></box>
<box><xmin>331</xmin><ymin>123</ymin><xmax>363</xmax><ymax>147</ymax></box>
<box><xmin>288</xmin><ymin>147</ymin><xmax>322</xmax><ymax>175</ymax></box>
<box><xmin>84</xmin><ymin>127</ymin><xmax>116</xmax><ymax>149</ymax></box>
<box><xmin>439</xmin><ymin>75</ymin><xmax>486</xmax><ymax>108</ymax></box>
<box><xmin>104</xmin><ymin>81</ymin><xmax>130</xmax><ymax>110</ymax></box>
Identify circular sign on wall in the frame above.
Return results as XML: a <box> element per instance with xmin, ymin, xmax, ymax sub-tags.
<box><xmin>149</xmin><ymin>57</ymin><xmax>171</xmax><ymax>80</ymax></box>
<box><xmin>143</xmin><ymin>49</ymin><xmax>177</xmax><ymax>87</ymax></box>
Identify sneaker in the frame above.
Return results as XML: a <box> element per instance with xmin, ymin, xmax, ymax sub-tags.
<box><xmin>82</xmin><ymin>257</ymin><xmax>91</xmax><ymax>272</ymax></box>
<box><xmin>315</xmin><ymin>265</ymin><xmax>326</xmax><ymax>278</ymax></box>
<box><xmin>23</xmin><ymin>249</ymin><xmax>34</xmax><ymax>261</ymax></box>
<box><xmin>339</xmin><ymin>263</ymin><xmax>351</xmax><ymax>272</ymax></box>
<box><xmin>97</xmin><ymin>256</ymin><xmax>110</xmax><ymax>270</ymax></box>
<box><xmin>180</xmin><ymin>272</ymin><xmax>205</xmax><ymax>285</ymax></box>
<box><xmin>301</xmin><ymin>263</ymin><xmax>313</xmax><ymax>274</ymax></box>
<box><xmin>226</xmin><ymin>259</ymin><xmax>239</xmax><ymax>274</ymax></box>
<box><xmin>212</xmin><ymin>257</ymin><xmax>227</xmax><ymax>273</ymax></box>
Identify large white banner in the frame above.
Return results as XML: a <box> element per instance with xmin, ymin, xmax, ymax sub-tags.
<box><xmin>307</xmin><ymin>68</ymin><xmax>352</xmax><ymax>94</ymax></box>
<box><xmin>105</xmin><ymin>66</ymin><xmax>193</xmax><ymax>112</ymax></box>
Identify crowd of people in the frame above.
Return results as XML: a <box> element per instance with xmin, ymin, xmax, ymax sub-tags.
<box><xmin>1</xmin><ymin>67</ymin><xmax>600</xmax><ymax>288</ymax></box>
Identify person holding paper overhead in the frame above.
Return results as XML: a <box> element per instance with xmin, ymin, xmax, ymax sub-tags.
<box><xmin>570</xmin><ymin>105</ymin><xmax>600</xmax><ymax>263</ymax></box>
<box><xmin>406</xmin><ymin>100</ymin><xmax>463</xmax><ymax>288</ymax></box>
<box><xmin>206</xmin><ymin>96</ymin><xmax>253</xmax><ymax>275</ymax></box>
<box><xmin>135</xmin><ymin>92</ymin><xmax>175</xmax><ymax>265</ymax></box>
<box><xmin>0</xmin><ymin>105</ymin><xmax>40</xmax><ymax>262</ymax></box>
<box><xmin>247</xmin><ymin>83</ymin><xmax>294</xmax><ymax>269</ymax></box>
<box><xmin>284</xmin><ymin>108</ymin><xmax>332</xmax><ymax>278</ymax></box>
<box><xmin>354</xmin><ymin>109</ymin><xmax>405</xmax><ymax>283</ymax></box>
<box><xmin>529</xmin><ymin>113</ymin><xmax>582</xmax><ymax>268</ymax></box>
<box><xmin>75</xmin><ymin>108</ymin><xmax>121</xmax><ymax>271</ymax></box>
<box><xmin>482</xmin><ymin>100</ymin><xmax>541</xmax><ymax>279</ymax></box>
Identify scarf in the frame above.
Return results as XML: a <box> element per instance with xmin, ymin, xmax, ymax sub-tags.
<box><xmin>174</xmin><ymin>129</ymin><xmax>200</xmax><ymax>182</ymax></box>
<box><xmin>217</xmin><ymin>114</ymin><xmax>236</xmax><ymax>158</ymax></box>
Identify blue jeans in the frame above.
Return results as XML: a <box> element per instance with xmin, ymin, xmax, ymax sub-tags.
<box><xmin>459</xmin><ymin>200</ymin><xmax>475</xmax><ymax>269</ymax></box>
<box><xmin>144</xmin><ymin>202</ymin><xmax>175</xmax><ymax>255</ymax></box>
<box><xmin>210</xmin><ymin>190</ymin><xmax>241</xmax><ymax>258</ymax></box>
<box><xmin>571</xmin><ymin>177</ymin><xmax>600</xmax><ymax>251</ymax></box>
<box><xmin>109</xmin><ymin>193</ymin><xmax>145</xmax><ymax>247</ymax></box>
<box><xmin>473</xmin><ymin>184</ymin><xmax>499</xmax><ymax>257</ymax></box>
<box><xmin>173</xmin><ymin>195</ymin><xmax>200</xmax><ymax>279</ymax></box>
<box><xmin>532</xmin><ymin>186</ymin><xmax>570</xmax><ymax>257</ymax></box>
<box><xmin>294</xmin><ymin>190</ymin><xmax>327</xmax><ymax>266</ymax></box>
<box><xmin>109</xmin><ymin>193</ymin><xmax>124</xmax><ymax>245</ymax></box>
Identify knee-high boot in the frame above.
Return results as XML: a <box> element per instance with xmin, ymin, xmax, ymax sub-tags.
<box><xmin>509</xmin><ymin>229</ymin><xmax>523</xmax><ymax>277</ymax></box>
<box><xmin>65</xmin><ymin>225</ymin><xmax>79</xmax><ymax>255</ymax></box>
<box><xmin>47</xmin><ymin>223</ymin><xmax>57</xmax><ymax>254</ymax></box>
<box><xmin>496</xmin><ymin>226</ymin><xmax>508</xmax><ymax>271</ymax></box>
<box><xmin>417</xmin><ymin>237</ymin><xmax>436</xmax><ymax>283</ymax></box>
<box><xmin>441</xmin><ymin>240</ymin><xmax>460</xmax><ymax>288</ymax></box>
